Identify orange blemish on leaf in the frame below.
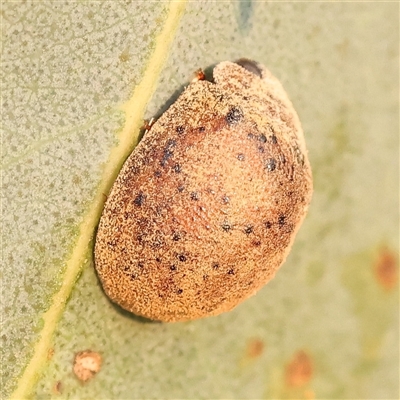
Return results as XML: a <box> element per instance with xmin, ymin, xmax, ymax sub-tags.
<box><xmin>374</xmin><ymin>247</ymin><xmax>398</xmax><ymax>291</ymax></box>
<box><xmin>52</xmin><ymin>381</ymin><xmax>62</xmax><ymax>395</ymax></box>
<box><xmin>246</xmin><ymin>338</ymin><xmax>265</xmax><ymax>359</ymax></box>
<box><xmin>304</xmin><ymin>389</ymin><xmax>315</xmax><ymax>399</ymax></box>
<box><xmin>285</xmin><ymin>350</ymin><xmax>313</xmax><ymax>387</ymax></box>
<box><xmin>47</xmin><ymin>348</ymin><xmax>54</xmax><ymax>360</ymax></box>
<box><xmin>192</xmin><ymin>68</ymin><xmax>206</xmax><ymax>82</ymax></box>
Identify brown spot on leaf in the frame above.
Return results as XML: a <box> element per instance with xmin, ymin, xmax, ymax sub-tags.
<box><xmin>119</xmin><ymin>48</ymin><xmax>130</xmax><ymax>63</ymax></box>
<box><xmin>285</xmin><ymin>350</ymin><xmax>313</xmax><ymax>387</ymax></box>
<box><xmin>374</xmin><ymin>247</ymin><xmax>398</xmax><ymax>291</ymax></box>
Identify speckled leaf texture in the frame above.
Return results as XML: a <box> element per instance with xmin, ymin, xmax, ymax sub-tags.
<box><xmin>1</xmin><ymin>1</ymin><xmax>398</xmax><ymax>399</ymax></box>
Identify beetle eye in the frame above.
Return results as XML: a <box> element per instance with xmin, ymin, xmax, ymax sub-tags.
<box><xmin>235</xmin><ymin>58</ymin><xmax>263</xmax><ymax>78</ymax></box>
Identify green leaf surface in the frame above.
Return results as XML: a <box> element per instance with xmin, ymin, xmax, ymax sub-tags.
<box><xmin>2</xmin><ymin>1</ymin><xmax>398</xmax><ymax>399</ymax></box>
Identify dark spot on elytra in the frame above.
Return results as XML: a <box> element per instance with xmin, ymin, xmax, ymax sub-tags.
<box><xmin>212</xmin><ymin>262</ymin><xmax>219</xmax><ymax>270</ymax></box>
<box><xmin>123</xmin><ymin>212</ymin><xmax>130</xmax><ymax>220</ymax></box>
<box><xmin>278</xmin><ymin>215</ymin><xmax>286</xmax><ymax>225</ymax></box>
<box><xmin>138</xmin><ymin>262</ymin><xmax>144</xmax><ymax>268</ymax></box>
<box><xmin>155</xmin><ymin>258</ymin><xmax>161</xmax><ymax>263</ymax></box>
<box><xmin>166</xmin><ymin>139</ymin><xmax>176</xmax><ymax>149</ymax></box>
<box><xmin>170</xmin><ymin>265</ymin><xmax>176</xmax><ymax>271</ymax></box>
<box><xmin>221</xmin><ymin>221</ymin><xmax>232</xmax><ymax>232</ymax></box>
<box><xmin>130</xmin><ymin>274</ymin><xmax>136</xmax><ymax>280</ymax></box>
<box><xmin>172</xmin><ymin>231</ymin><xmax>184</xmax><ymax>241</ymax></box>
<box><xmin>266</xmin><ymin>158</ymin><xmax>277</xmax><ymax>172</ymax></box>
<box><xmin>130</xmin><ymin>165</ymin><xmax>140</xmax><ymax>175</ymax></box>
<box><xmin>226</xmin><ymin>107</ymin><xmax>243</xmax><ymax>124</ymax></box>
<box><xmin>177</xmin><ymin>185</ymin><xmax>185</xmax><ymax>192</ymax></box>
<box><xmin>222</xmin><ymin>195</ymin><xmax>230</xmax><ymax>204</ymax></box>
<box><xmin>258</xmin><ymin>146</ymin><xmax>265</xmax><ymax>153</ymax></box>
<box><xmin>259</xmin><ymin>134</ymin><xmax>267</xmax><ymax>143</ymax></box>
<box><xmin>247</xmin><ymin>133</ymin><xmax>255</xmax><ymax>140</ymax></box>
<box><xmin>152</xmin><ymin>232</ymin><xmax>164</xmax><ymax>249</ymax></box>
<box><xmin>176</xmin><ymin>126</ymin><xmax>185</xmax><ymax>134</ymax></box>
<box><xmin>134</xmin><ymin>192</ymin><xmax>145</xmax><ymax>206</ymax></box>
<box><xmin>154</xmin><ymin>170</ymin><xmax>162</xmax><ymax>178</ymax></box>
<box><xmin>294</xmin><ymin>146</ymin><xmax>305</xmax><ymax>165</ymax></box>
<box><xmin>237</xmin><ymin>153</ymin><xmax>245</xmax><ymax>161</ymax></box>
<box><xmin>244</xmin><ymin>225</ymin><xmax>253</xmax><ymax>235</ymax></box>
<box><xmin>203</xmin><ymin>274</ymin><xmax>208</xmax><ymax>280</ymax></box>
<box><xmin>160</xmin><ymin>139</ymin><xmax>176</xmax><ymax>167</ymax></box>
<box><xmin>289</xmin><ymin>165</ymin><xmax>295</xmax><ymax>181</ymax></box>
<box><xmin>161</xmin><ymin>150</ymin><xmax>173</xmax><ymax>166</ymax></box>
<box><xmin>177</xmin><ymin>289</ymin><xmax>183</xmax><ymax>294</ymax></box>
<box><xmin>155</xmin><ymin>205</ymin><xmax>167</xmax><ymax>217</ymax></box>
<box><xmin>178</xmin><ymin>254</ymin><xmax>187</xmax><ymax>262</ymax></box>
<box><xmin>173</xmin><ymin>163</ymin><xmax>181</xmax><ymax>173</ymax></box>
<box><xmin>271</xmin><ymin>134</ymin><xmax>277</xmax><ymax>144</ymax></box>
<box><xmin>190</xmin><ymin>192</ymin><xmax>199</xmax><ymax>201</ymax></box>
<box><xmin>198</xmin><ymin>126</ymin><xmax>205</xmax><ymax>132</ymax></box>
<box><xmin>228</xmin><ymin>269</ymin><xmax>235</xmax><ymax>275</ymax></box>
<box><xmin>152</xmin><ymin>241</ymin><xmax>163</xmax><ymax>249</ymax></box>
<box><xmin>252</xmin><ymin>240</ymin><xmax>261</xmax><ymax>247</ymax></box>
<box><xmin>265</xmin><ymin>221</ymin><xmax>272</xmax><ymax>229</ymax></box>
<box><xmin>206</xmin><ymin>187</ymin><xmax>215</xmax><ymax>195</ymax></box>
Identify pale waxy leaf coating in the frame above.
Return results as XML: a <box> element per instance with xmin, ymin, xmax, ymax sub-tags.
<box><xmin>94</xmin><ymin>60</ymin><xmax>313</xmax><ymax>322</ymax></box>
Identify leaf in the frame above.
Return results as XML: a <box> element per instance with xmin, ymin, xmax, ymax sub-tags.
<box><xmin>2</xmin><ymin>1</ymin><xmax>398</xmax><ymax>399</ymax></box>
